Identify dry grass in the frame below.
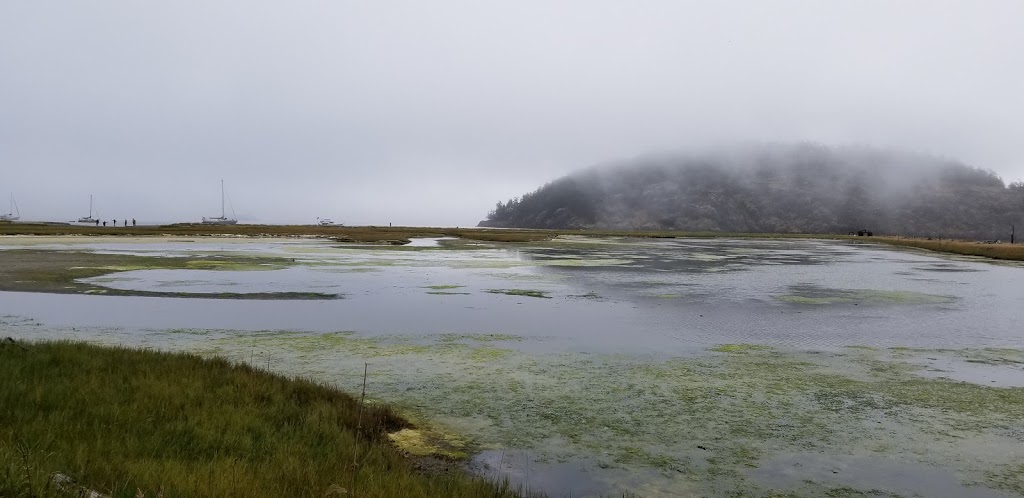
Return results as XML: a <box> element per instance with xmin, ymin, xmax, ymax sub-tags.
<box><xmin>3</xmin><ymin>222</ymin><xmax>1021</xmax><ymax>260</ymax></box>
<box><xmin>868</xmin><ymin>237</ymin><xmax>1024</xmax><ymax>261</ymax></box>
<box><xmin>0</xmin><ymin>223</ymin><xmax>835</xmax><ymax>244</ymax></box>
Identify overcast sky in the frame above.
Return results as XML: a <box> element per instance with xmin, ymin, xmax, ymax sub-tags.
<box><xmin>2</xmin><ymin>1</ymin><xmax>1022</xmax><ymax>226</ymax></box>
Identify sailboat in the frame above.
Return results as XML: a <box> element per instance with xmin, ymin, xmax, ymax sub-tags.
<box><xmin>77</xmin><ymin>195</ymin><xmax>98</xmax><ymax>223</ymax></box>
<box><xmin>0</xmin><ymin>194</ymin><xmax>19</xmax><ymax>221</ymax></box>
<box><xmin>202</xmin><ymin>180</ymin><xmax>238</xmax><ymax>225</ymax></box>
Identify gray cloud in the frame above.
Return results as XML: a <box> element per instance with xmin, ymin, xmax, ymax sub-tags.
<box><xmin>2</xmin><ymin>0</ymin><xmax>1022</xmax><ymax>226</ymax></box>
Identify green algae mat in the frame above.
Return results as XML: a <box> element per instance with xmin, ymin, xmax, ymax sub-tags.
<box><xmin>193</xmin><ymin>331</ymin><xmax>1024</xmax><ymax>497</ymax></box>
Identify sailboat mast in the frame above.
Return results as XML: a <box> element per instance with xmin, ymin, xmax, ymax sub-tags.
<box><xmin>221</xmin><ymin>180</ymin><xmax>225</xmax><ymax>218</ymax></box>
<box><xmin>89</xmin><ymin>195</ymin><xmax>93</xmax><ymax>217</ymax></box>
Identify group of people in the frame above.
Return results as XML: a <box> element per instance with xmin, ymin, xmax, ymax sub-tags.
<box><xmin>95</xmin><ymin>218</ymin><xmax>136</xmax><ymax>227</ymax></box>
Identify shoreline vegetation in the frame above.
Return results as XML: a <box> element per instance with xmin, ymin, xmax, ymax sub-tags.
<box><xmin>2</xmin><ymin>221</ymin><xmax>1022</xmax><ymax>261</ymax></box>
<box><xmin>0</xmin><ymin>250</ymin><xmax>341</xmax><ymax>300</ymax></box>
<box><xmin>0</xmin><ymin>340</ymin><xmax>530</xmax><ymax>498</ymax></box>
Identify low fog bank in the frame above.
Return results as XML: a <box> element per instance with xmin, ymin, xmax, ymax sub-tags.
<box><xmin>481</xmin><ymin>143</ymin><xmax>1024</xmax><ymax>240</ymax></box>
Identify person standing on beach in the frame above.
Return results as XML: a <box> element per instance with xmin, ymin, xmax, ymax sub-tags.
<box><xmin>124</xmin><ymin>219</ymin><xmax>128</xmax><ymax>227</ymax></box>
<box><xmin>132</xmin><ymin>219</ymin><xmax>136</xmax><ymax>226</ymax></box>
<box><xmin>102</xmin><ymin>221</ymin><xmax>107</xmax><ymax>227</ymax></box>
<box><xmin>94</xmin><ymin>219</ymin><xmax>99</xmax><ymax>226</ymax></box>
<box><xmin>112</xmin><ymin>219</ymin><xmax>116</xmax><ymax>227</ymax></box>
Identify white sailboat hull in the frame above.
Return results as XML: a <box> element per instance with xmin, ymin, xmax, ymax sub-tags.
<box><xmin>201</xmin><ymin>217</ymin><xmax>238</xmax><ymax>225</ymax></box>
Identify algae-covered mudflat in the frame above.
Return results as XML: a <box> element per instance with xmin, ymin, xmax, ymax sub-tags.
<box><xmin>2</xmin><ymin>235</ymin><xmax>1023</xmax><ymax>497</ymax></box>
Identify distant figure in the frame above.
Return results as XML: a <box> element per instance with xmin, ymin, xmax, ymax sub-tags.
<box><xmin>102</xmin><ymin>221</ymin><xmax>107</xmax><ymax>227</ymax></box>
<box><xmin>112</xmin><ymin>219</ymin><xmax>117</xmax><ymax>227</ymax></box>
<box><xmin>132</xmin><ymin>218</ymin><xmax>136</xmax><ymax>226</ymax></box>
<box><xmin>94</xmin><ymin>219</ymin><xmax>99</xmax><ymax>226</ymax></box>
<box><xmin>124</xmin><ymin>219</ymin><xmax>128</xmax><ymax>227</ymax></box>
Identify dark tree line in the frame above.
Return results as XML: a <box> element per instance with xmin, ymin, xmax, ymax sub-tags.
<box><xmin>480</xmin><ymin>144</ymin><xmax>1024</xmax><ymax>240</ymax></box>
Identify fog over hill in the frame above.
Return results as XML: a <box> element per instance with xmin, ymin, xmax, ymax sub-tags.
<box><xmin>480</xmin><ymin>144</ymin><xmax>1024</xmax><ymax>240</ymax></box>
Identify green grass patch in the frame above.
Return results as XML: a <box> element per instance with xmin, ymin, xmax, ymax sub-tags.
<box><xmin>485</xmin><ymin>289</ymin><xmax>551</xmax><ymax>299</ymax></box>
<box><xmin>711</xmin><ymin>344</ymin><xmax>775</xmax><ymax>354</ymax></box>
<box><xmin>436</xmin><ymin>334</ymin><xmax>523</xmax><ymax>343</ymax></box>
<box><xmin>986</xmin><ymin>463</ymin><xmax>1024</xmax><ymax>495</ymax></box>
<box><xmin>844</xmin><ymin>345</ymin><xmax>879</xmax><ymax>352</ymax></box>
<box><xmin>0</xmin><ymin>341</ymin><xmax>529</xmax><ymax>498</ymax></box>
<box><xmin>777</xmin><ymin>286</ymin><xmax>954</xmax><ymax>306</ymax></box>
<box><xmin>425</xmin><ymin>285</ymin><xmax>470</xmax><ymax>296</ymax></box>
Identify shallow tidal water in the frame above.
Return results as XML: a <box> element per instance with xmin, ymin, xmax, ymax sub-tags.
<box><xmin>2</xmin><ymin>235</ymin><xmax>1023</xmax><ymax>497</ymax></box>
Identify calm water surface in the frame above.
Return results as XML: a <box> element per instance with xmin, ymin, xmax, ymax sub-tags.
<box><xmin>2</xmin><ymin>236</ymin><xmax>1021</xmax><ymax>351</ymax></box>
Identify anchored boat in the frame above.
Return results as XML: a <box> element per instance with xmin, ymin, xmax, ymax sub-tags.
<box><xmin>77</xmin><ymin>195</ymin><xmax>98</xmax><ymax>224</ymax></box>
<box><xmin>0</xmin><ymin>193</ymin><xmax>19</xmax><ymax>221</ymax></box>
<box><xmin>201</xmin><ymin>180</ymin><xmax>238</xmax><ymax>225</ymax></box>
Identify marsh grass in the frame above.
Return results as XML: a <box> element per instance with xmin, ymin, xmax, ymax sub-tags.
<box><xmin>775</xmin><ymin>286</ymin><xmax>954</xmax><ymax>306</ymax></box>
<box><xmin>485</xmin><ymin>289</ymin><xmax>551</xmax><ymax>299</ymax></box>
<box><xmin>0</xmin><ymin>250</ymin><xmax>340</xmax><ymax>300</ymax></box>
<box><xmin>4</xmin><ymin>223</ymin><xmax>1023</xmax><ymax>260</ymax></box>
<box><xmin>867</xmin><ymin>237</ymin><xmax>1024</xmax><ymax>261</ymax></box>
<box><xmin>0</xmin><ymin>223</ymin><xmax>832</xmax><ymax>245</ymax></box>
<box><xmin>0</xmin><ymin>341</ymin><xmax>531</xmax><ymax>498</ymax></box>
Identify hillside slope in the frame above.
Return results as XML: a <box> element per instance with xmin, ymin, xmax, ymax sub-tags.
<box><xmin>480</xmin><ymin>144</ymin><xmax>1024</xmax><ymax>240</ymax></box>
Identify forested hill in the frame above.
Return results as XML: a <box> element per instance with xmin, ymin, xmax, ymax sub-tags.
<box><xmin>479</xmin><ymin>144</ymin><xmax>1024</xmax><ymax>240</ymax></box>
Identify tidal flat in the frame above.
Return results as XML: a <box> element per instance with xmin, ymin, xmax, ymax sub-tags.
<box><xmin>2</xmin><ymin>235</ymin><xmax>1023</xmax><ymax>496</ymax></box>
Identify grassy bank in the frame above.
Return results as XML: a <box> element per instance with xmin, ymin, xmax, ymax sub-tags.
<box><xmin>0</xmin><ymin>340</ymin><xmax>526</xmax><ymax>498</ymax></box>
<box><xmin>3</xmin><ymin>222</ymin><xmax>1023</xmax><ymax>260</ymax></box>
<box><xmin>868</xmin><ymin>236</ymin><xmax>1024</xmax><ymax>261</ymax></box>
<box><xmin>0</xmin><ymin>222</ymin><xmax>835</xmax><ymax>244</ymax></box>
